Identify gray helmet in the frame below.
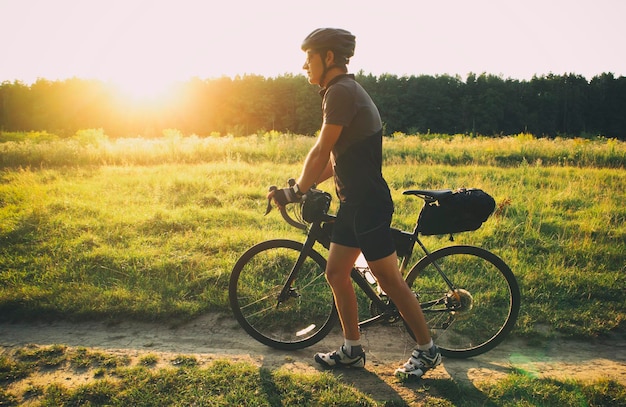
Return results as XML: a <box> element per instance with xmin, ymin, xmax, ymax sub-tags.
<box><xmin>301</xmin><ymin>28</ymin><xmax>356</xmax><ymax>65</ymax></box>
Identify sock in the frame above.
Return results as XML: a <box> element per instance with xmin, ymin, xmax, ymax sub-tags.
<box><xmin>417</xmin><ymin>339</ymin><xmax>434</xmax><ymax>352</ymax></box>
<box><xmin>344</xmin><ymin>338</ymin><xmax>362</xmax><ymax>357</ymax></box>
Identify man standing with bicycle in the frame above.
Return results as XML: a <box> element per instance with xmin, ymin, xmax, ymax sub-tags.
<box><xmin>270</xmin><ymin>28</ymin><xmax>441</xmax><ymax>379</ymax></box>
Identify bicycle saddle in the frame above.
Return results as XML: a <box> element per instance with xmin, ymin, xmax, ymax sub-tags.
<box><xmin>403</xmin><ymin>189</ymin><xmax>453</xmax><ymax>202</ymax></box>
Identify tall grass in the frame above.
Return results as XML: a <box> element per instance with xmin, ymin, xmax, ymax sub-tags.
<box><xmin>385</xmin><ymin>132</ymin><xmax>626</xmax><ymax>168</ymax></box>
<box><xmin>1</xmin><ymin>129</ymin><xmax>625</xmax><ymax>169</ymax></box>
<box><xmin>0</xmin><ymin>129</ymin><xmax>310</xmax><ymax>168</ymax></box>
<box><xmin>0</xmin><ymin>132</ymin><xmax>625</xmax><ymax>339</ymax></box>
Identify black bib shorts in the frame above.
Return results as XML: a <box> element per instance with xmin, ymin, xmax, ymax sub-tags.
<box><xmin>330</xmin><ymin>203</ymin><xmax>396</xmax><ymax>261</ymax></box>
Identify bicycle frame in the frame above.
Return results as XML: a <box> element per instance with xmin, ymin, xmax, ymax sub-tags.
<box><xmin>275</xmin><ymin>213</ymin><xmax>460</xmax><ymax>327</ymax></box>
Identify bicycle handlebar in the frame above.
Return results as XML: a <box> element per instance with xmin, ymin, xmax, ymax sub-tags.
<box><xmin>266</xmin><ymin>184</ymin><xmax>444</xmax><ymax>231</ymax></box>
<box><xmin>279</xmin><ymin>205</ymin><xmax>307</xmax><ymax>230</ymax></box>
<box><xmin>265</xmin><ymin>185</ymin><xmax>308</xmax><ymax>230</ymax></box>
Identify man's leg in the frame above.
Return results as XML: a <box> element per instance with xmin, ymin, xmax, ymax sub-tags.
<box><xmin>325</xmin><ymin>242</ymin><xmax>361</xmax><ymax>340</ymax></box>
<box><xmin>314</xmin><ymin>243</ymin><xmax>365</xmax><ymax>368</ymax></box>
<box><xmin>367</xmin><ymin>252</ymin><xmax>431</xmax><ymax>344</ymax></box>
<box><xmin>367</xmin><ymin>252</ymin><xmax>441</xmax><ymax>379</ymax></box>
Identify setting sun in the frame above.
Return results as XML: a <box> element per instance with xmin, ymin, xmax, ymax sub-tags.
<box><xmin>110</xmin><ymin>75</ymin><xmax>178</xmax><ymax>103</ymax></box>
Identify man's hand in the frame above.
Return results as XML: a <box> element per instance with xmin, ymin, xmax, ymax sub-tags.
<box><xmin>270</xmin><ymin>186</ymin><xmax>302</xmax><ymax>207</ymax></box>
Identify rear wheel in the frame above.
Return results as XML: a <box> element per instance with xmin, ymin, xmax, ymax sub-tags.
<box><xmin>405</xmin><ymin>245</ymin><xmax>520</xmax><ymax>358</ymax></box>
<box><xmin>229</xmin><ymin>239</ymin><xmax>337</xmax><ymax>350</ymax></box>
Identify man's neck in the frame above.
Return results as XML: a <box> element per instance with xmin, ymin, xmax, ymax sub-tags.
<box><xmin>321</xmin><ymin>67</ymin><xmax>348</xmax><ymax>89</ymax></box>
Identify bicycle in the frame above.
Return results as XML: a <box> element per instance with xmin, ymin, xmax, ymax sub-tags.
<box><xmin>229</xmin><ymin>186</ymin><xmax>520</xmax><ymax>358</ymax></box>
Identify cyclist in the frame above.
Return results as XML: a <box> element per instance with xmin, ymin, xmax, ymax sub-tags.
<box><xmin>269</xmin><ymin>28</ymin><xmax>441</xmax><ymax>379</ymax></box>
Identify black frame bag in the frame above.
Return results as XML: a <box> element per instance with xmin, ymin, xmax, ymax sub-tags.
<box><xmin>417</xmin><ymin>188</ymin><xmax>496</xmax><ymax>236</ymax></box>
<box><xmin>302</xmin><ymin>189</ymin><xmax>332</xmax><ymax>223</ymax></box>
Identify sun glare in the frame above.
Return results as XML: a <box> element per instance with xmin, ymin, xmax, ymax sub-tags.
<box><xmin>111</xmin><ymin>76</ymin><xmax>178</xmax><ymax>104</ymax></box>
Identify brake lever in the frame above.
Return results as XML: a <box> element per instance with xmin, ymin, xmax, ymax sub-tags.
<box><xmin>265</xmin><ymin>185</ymin><xmax>277</xmax><ymax>215</ymax></box>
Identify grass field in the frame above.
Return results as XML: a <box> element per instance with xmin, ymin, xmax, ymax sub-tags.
<box><xmin>2</xmin><ymin>131</ymin><xmax>624</xmax><ymax>337</ymax></box>
<box><xmin>1</xmin><ymin>130</ymin><xmax>625</xmax><ymax>405</ymax></box>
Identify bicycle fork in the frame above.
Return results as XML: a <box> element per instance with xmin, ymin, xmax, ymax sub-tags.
<box><xmin>275</xmin><ymin>224</ymin><xmax>323</xmax><ymax>307</ymax></box>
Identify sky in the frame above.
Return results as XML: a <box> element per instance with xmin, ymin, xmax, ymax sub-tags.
<box><xmin>1</xmin><ymin>0</ymin><xmax>625</xmax><ymax>98</ymax></box>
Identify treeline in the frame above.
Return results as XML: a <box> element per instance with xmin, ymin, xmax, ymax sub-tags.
<box><xmin>1</xmin><ymin>72</ymin><xmax>625</xmax><ymax>139</ymax></box>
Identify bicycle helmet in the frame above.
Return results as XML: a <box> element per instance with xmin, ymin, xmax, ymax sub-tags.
<box><xmin>301</xmin><ymin>28</ymin><xmax>356</xmax><ymax>66</ymax></box>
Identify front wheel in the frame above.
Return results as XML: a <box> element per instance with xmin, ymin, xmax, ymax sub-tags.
<box><xmin>229</xmin><ymin>239</ymin><xmax>337</xmax><ymax>350</ymax></box>
<box><xmin>405</xmin><ymin>245</ymin><xmax>520</xmax><ymax>358</ymax></box>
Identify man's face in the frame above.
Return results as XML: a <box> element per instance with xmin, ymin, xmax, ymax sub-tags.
<box><xmin>302</xmin><ymin>49</ymin><xmax>324</xmax><ymax>85</ymax></box>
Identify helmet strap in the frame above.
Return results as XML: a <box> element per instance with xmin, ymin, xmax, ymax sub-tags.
<box><xmin>318</xmin><ymin>49</ymin><xmax>331</xmax><ymax>88</ymax></box>
<box><xmin>318</xmin><ymin>49</ymin><xmax>343</xmax><ymax>89</ymax></box>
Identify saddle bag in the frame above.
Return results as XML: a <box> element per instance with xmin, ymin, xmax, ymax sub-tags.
<box><xmin>417</xmin><ymin>188</ymin><xmax>496</xmax><ymax>236</ymax></box>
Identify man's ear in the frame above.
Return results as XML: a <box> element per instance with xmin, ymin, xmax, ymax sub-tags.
<box><xmin>324</xmin><ymin>50</ymin><xmax>335</xmax><ymax>66</ymax></box>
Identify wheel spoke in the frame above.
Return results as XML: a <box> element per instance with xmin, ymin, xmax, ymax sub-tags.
<box><xmin>229</xmin><ymin>240</ymin><xmax>337</xmax><ymax>350</ymax></box>
<box><xmin>406</xmin><ymin>245</ymin><xmax>520</xmax><ymax>358</ymax></box>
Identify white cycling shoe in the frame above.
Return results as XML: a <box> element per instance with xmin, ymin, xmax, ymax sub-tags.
<box><xmin>394</xmin><ymin>345</ymin><xmax>441</xmax><ymax>379</ymax></box>
<box><xmin>314</xmin><ymin>345</ymin><xmax>366</xmax><ymax>369</ymax></box>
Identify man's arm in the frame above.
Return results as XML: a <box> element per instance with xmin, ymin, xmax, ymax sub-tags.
<box><xmin>267</xmin><ymin>123</ymin><xmax>341</xmax><ymax>206</ymax></box>
<box><xmin>316</xmin><ymin>159</ymin><xmax>334</xmax><ymax>185</ymax></box>
<box><xmin>297</xmin><ymin>123</ymin><xmax>342</xmax><ymax>192</ymax></box>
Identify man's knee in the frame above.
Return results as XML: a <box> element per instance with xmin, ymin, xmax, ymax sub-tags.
<box><xmin>325</xmin><ymin>267</ymin><xmax>351</xmax><ymax>287</ymax></box>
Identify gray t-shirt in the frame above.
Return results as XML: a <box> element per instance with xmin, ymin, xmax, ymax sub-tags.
<box><xmin>322</xmin><ymin>74</ymin><xmax>392</xmax><ymax>207</ymax></box>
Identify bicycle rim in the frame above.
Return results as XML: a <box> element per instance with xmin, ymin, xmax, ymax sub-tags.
<box><xmin>406</xmin><ymin>245</ymin><xmax>520</xmax><ymax>358</ymax></box>
<box><xmin>229</xmin><ymin>239</ymin><xmax>337</xmax><ymax>350</ymax></box>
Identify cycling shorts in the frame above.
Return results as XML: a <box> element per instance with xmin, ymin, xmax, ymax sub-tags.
<box><xmin>330</xmin><ymin>203</ymin><xmax>395</xmax><ymax>261</ymax></box>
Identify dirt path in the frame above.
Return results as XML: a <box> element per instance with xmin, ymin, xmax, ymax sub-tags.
<box><xmin>2</xmin><ymin>313</ymin><xmax>625</xmax><ymax>401</ymax></box>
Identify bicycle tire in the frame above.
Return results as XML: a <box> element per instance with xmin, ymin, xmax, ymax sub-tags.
<box><xmin>405</xmin><ymin>245</ymin><xmax>520</xmax><ymax>358</ymax></box>
<box><xmin>229</xmin><ymin>239</ymin><xmax>338</xmax><ymax>350</ymax></box>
